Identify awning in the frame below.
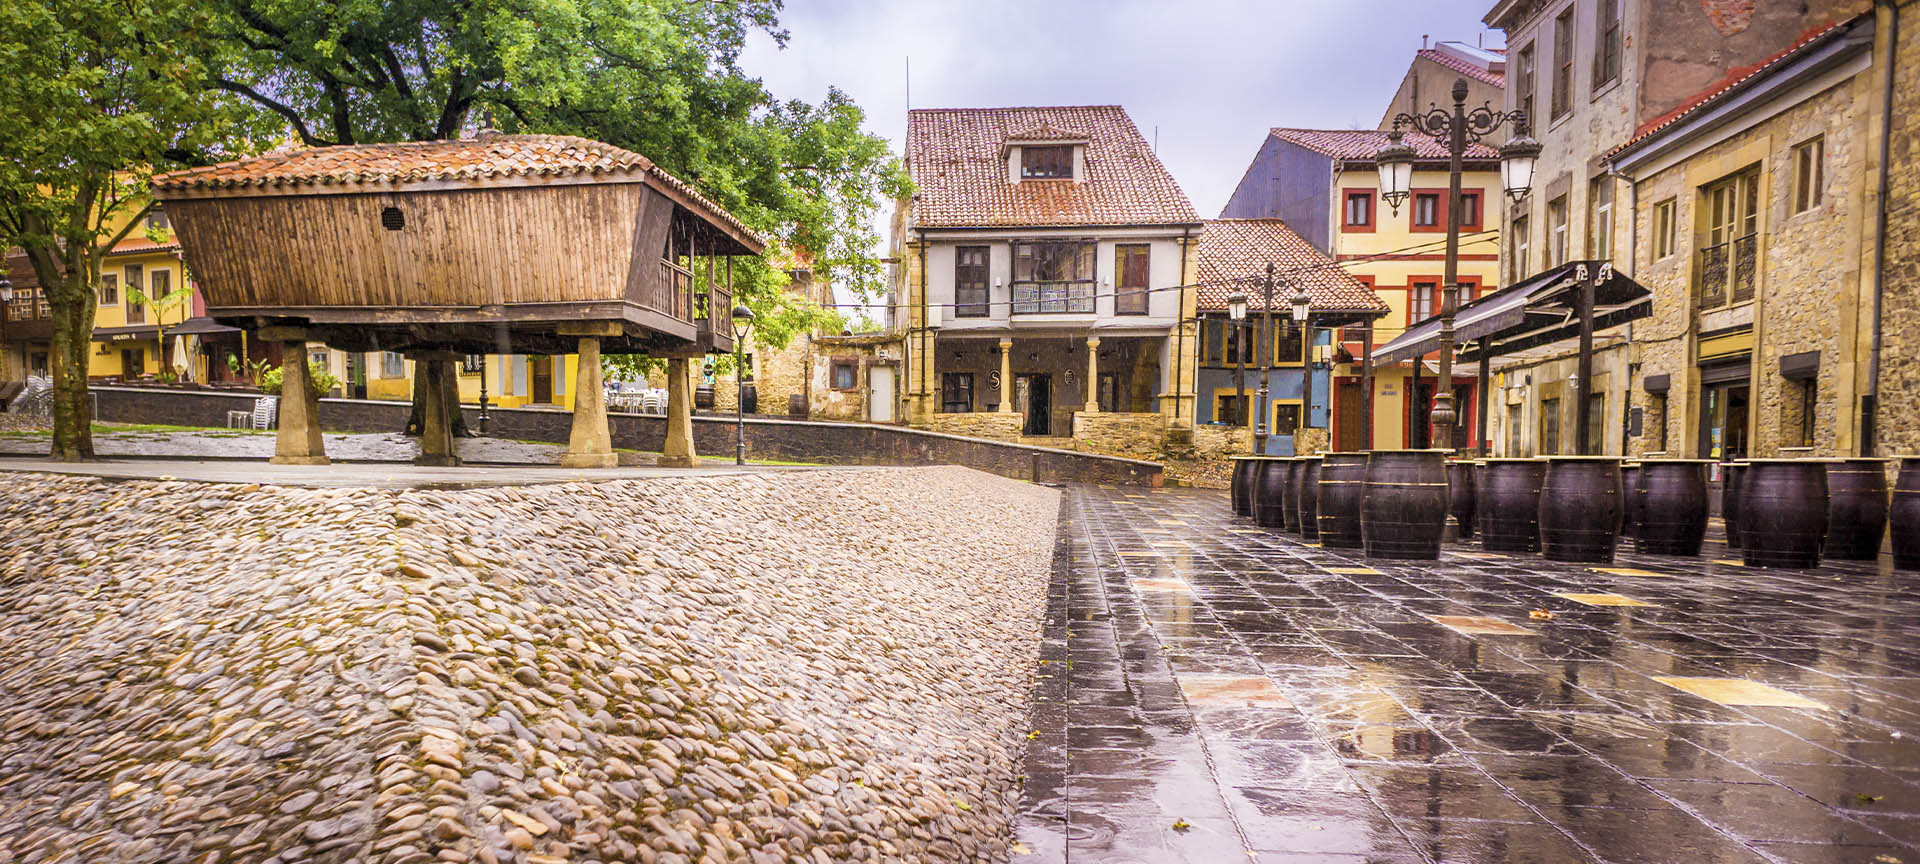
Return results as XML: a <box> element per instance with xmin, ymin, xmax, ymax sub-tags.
<box><xmin>1369</xmin><ymin>260</ymin><xmax>1653</xmax><ymax>365</ymax></box>
<box><xmin>92</xmin><ymin>325</ymin><xmax>160</xmax><ymax>342</ymax></box>
<box><xmin>168</xmin><ymin>316</ymin><xmax>241</xmax><ymax>336</ymax></box>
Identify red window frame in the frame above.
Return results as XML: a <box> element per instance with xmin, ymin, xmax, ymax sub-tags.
<box><xmin>1340</xmin><ymin>274</ymin><xmax>1377</xmax><ymax>340</ymax></box>
<box><xmin>1406</xmin><ymin>278</ymin><xmax>1441</xmax><ymax>325</ymax></box>
<box><xmin>1459</xmin><ymin>191</ymin><xmax>1484</xmax><ymax>232</ymax></box>
<box><xmin>1342</xmin><ymin>190</ymin><xmax>1376</xmax><ymax>233</ymax></box>
<box><xmin>1410</xmin><ymin>190</ymin><xmax>1445</xmax><ymax>232</ymax></box>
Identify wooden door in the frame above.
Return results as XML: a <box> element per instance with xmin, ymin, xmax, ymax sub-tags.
<box><xmin>531</xmin><ymin>356</ymin><xmax>553</xmax><ymax>403</ymax></box>
<box><xmin>1336</xmin><ymin>378</ymin><xmax>1365</xmax><ymax>451</ymax></box>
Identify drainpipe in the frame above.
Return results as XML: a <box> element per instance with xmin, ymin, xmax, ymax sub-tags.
<box><xmin>1867</xmin><ymin>0</ymin><xmax>1902</xmax><ymax>455</ymax></box>
<box><xmin>1175</xmin><ymin>225</ymin><xmax>1193</xmax><ymax>422</ymax></box>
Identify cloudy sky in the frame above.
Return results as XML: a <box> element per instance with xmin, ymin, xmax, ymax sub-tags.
<box><xmin>739</xmin><ymin>0</ymin><xmax>1507</xmax><ymax>220</ymax></box>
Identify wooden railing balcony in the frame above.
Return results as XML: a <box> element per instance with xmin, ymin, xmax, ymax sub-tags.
<box><xmin>655</xmin><ymin>260</ymin><xmax>695</xmax><ymax>322</ymax></box>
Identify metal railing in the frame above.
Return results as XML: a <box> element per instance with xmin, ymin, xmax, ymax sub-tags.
<box><xmin>1010</xmin><ymin>279</ymin><xmax>1096</xmax><ymax>314</ymax></box>
<box><xmin>1695</xmin><ymin>233</ymin><xmax>1756</xmax><ymax>309</ymax></box>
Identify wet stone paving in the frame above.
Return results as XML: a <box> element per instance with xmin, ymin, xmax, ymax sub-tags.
<box><xmin>1013</xmin><ymin>484</ymin><xmax>1920</xmax><ymax>864</ymax></box>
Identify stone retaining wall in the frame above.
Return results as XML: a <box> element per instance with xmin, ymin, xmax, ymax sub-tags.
<box><xmin>1069</xmin><ymin>412</ymin><xmax>1167</xmax><ymax>460</ymax></box>
<box><xmin>89</xmin><ymin>386</ymin><xmax>1163</xmax><ymax>486</ymax></box>
<box><xmin>927</xmin><ymin>411</ymin><xmax>1025</xmax><ymax>443</ymax></box>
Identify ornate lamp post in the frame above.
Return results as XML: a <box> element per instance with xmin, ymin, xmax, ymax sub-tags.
<box><xmin>1254</xmin><ymin>263</ymin><xmax>1278</xmax><ymax>455</ymax></box>
<box><xmin>730</xmin><ymin>303</ymin><xmax>754</xmax><ymax>465</ymax></box>
<box><xmin>1378</xmin><ymin>77</ymin><xmax>1539</xmax><ymax>450</ymax></box>
<box><xmin>1290</xmin><ymin>286</ymin><xmax>1312</xmax><ymax>443</ymax></box>
<box><xmin>1226</xmin><ymin>290</ymin><xmax>1249</xmax><ymax>451</ymax></box>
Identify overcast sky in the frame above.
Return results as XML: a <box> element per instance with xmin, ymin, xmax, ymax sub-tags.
<box><xmin>739</xmin><ymin>0</ymin><xmax>1507</xmax><ymax>221</ymax></box>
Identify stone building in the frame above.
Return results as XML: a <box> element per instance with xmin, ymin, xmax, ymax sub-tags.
<box><xmin>1219</xmin><ymin>128</ymin><xmax>1503</xmax><ymax>451</ymax></box>
<box><xmin>1378</xmin><ymin>41</ymin><xmax>1508</xmax><ymax>131</ymax></box>
<box><xmin>1482</xmin><ymin>0</ymin><xmax>1868</xmax><ymax>458</ymax></box>
<box><xmin>1871</xmin><ymin>0</ymin><xmax>1920</xmax><ymax>455</ymax></box>
<box><xmin>887</xmin><ymin>105</ymin><xmax>1202</xmax><ymax>453</ymax></box>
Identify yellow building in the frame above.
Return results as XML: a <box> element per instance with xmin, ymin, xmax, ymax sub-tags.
<box><xmin>1220</xmin><ymin>128</ymin><xmax>1503</xmax><ymax>450</ymax></box>
<box><xmin>329</xmin><ymin>350</ymin><xmax>586</xmax><ymax>410</ymax></box>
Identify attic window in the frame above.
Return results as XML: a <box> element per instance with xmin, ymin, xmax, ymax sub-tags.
<box><xmin>1021</xmin><ymin>145</ymin><xmax>1074</xmax><ymax>179</ymax></box>
<box><xmin>381</xmin><ymin>207</ymin><xmax>405</xmax><ymax>231</ymax></box>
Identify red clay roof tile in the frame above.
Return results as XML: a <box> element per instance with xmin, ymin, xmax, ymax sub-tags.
<box><xmin>1268</xmin><ymin>128</ymin><xmax>1500</xmax><ymax>162</ymax></box>
<box><xmin>1196</xmin><ymin>219</ymin><xmax>1389</xmax><ymax>314</ymax></box>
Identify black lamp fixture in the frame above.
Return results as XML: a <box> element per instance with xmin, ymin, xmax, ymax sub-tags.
<box><xmin>730</xmin><ymin>303</ymin><xmax>754</xmax><ymax>466</ymax></box>
<box><xmin>1226</xmin><ymin>289</ymin><xmax>1250</xmax><ymax>451</ymax></box>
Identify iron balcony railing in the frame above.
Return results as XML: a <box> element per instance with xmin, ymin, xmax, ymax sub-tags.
<box><xmin>1695</xmin><ymin>233</ymin><xmax>1757</xmax><ymax>309</ymax></box>
<box><xmin>1010</xmin><ymin>279</ymin><xmax>1096</xmax><ymax>314</ymax></box>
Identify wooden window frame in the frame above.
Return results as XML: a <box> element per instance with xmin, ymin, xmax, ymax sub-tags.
<box><xmin>940</xmin><ymin>372</ymin><xmax>974</xmax><ymax>413</ymax></box>
<box><xmin>1792</xmin><ymin>136</ymin><xmax>1824</xmax><ymax>214</ymax></box>
<box><xmin>1551</xmin><ymin>8</ymin><xmax>1574</xmax><ymax>120</ymax></box>
<box><xmin>831</xmin><ymin>361</ymin><xmax>859</xmax><ymax>391</ymax></box>
<box><xmin>1114</xmin><ymin>243</ymin><xmax>1151</xmax><ymax>315</ymax></box>
<box><xmin>1343</xmin><ymin>190</ymin><xmax>1375</xmax><ymax>232</ymax></box>
<box><xmin>1592</xmin><ymin>0</ymin><xmax>1621</xmax><ymax>90</ymax></box>
<box><xmin>1215</xmin><ymin>391</ymin><xmax>1247</xmax><ymax>427</ymax></box>
<box><xmin>99</xmin><ymin>273</ymin><xmax>118</xmax><ymax>307</ymax></box>
<box><xmin>1515</xmin><ymin>42</ymin><xmax>1536</xmax><ymax>131</ymax></box>
<box><xmin>1547</xmin><ymin>195</ymin><xmax>1569</xmax><ymax>267</ymax></box>
<box><xmin>954</xmin><ymin>245</ymin><xmax>991</xmax><ymax>318</ymax></box>
<box><xmin>1010</xmin><ymin>240</ymin><xmax>1096</xmax><ymax>314</ymax></box>
<box><xmin>1695</xmin><ymin>166</ymin><xmax>1761</xmax><ymax>309</ymax></box>
<box><xmin>1407</xmin><ymin>278</ymin><xmax>1441</xmax><ymax>326</ymax></box>
<box><xmin>123</xmin><ymin>264</ymin><xmax>146</xmax><ymax>324</ymax></box>
<box><xmin>1510</xmin><ymin>215</ymin><xmax>1531</xmax><ymax>282</ymax></box>
<box><xmin>1020</xmin><ymin>145</ymin><xmax>1074</xmax><ymax>180</ymax></box>
<box><xmin>1652</xmin><ymin>198</ymin><xmax>1677</xmax><ymax>260</ymax></box>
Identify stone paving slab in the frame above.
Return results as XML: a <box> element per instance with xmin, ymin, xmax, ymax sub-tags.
<box><xmin>1016</xmin><ymin>484</ymin><xmax>1920</xmax><ymax>864</ymax></box>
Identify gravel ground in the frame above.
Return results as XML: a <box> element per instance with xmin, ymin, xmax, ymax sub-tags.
<box><xmin>0</xmin><ymin>466</ymin><xmax>1058</xmax><ymax>864</ymax></box>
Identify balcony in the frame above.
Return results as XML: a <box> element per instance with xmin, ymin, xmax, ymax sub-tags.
<box><xmin>693</xmin><ymin>273</ymin><xmax>733</xmax><ymax>354</ymax></box>
<box><xmin>1695</xmin><ymin>233</ymin><xmax>1756</xmax><ymax>309</ymax></box>
<box><xmin>1011</xmin><ymin>280</ymin><xmax>1095</xmax><ymax>315</ymax></box>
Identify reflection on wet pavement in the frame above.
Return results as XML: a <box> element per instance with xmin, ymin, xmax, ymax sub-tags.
<box><xmin>1014</xmin><ymin>484</ymin><xmax>1920</xmax><ymax>863</ymax></box>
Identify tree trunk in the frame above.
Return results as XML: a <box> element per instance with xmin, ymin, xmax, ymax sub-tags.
<box><xmin>47</xmin><ymin>280</ymin><xmax>96</xmax><ymax>461</ymax></box>
<box><xmin>404</xmin><ymin>359</ymin><xmax>470</xmax><ymax>437</ymax></box>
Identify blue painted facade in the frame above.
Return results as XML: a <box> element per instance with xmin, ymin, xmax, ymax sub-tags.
<box><xmin>1218</xmin><ymin>136</ymin><xmax>1336</xmax><ymax>253</ymax></box>
<box><xmin>1194</xmin><ymin>327</ymin><xmax>1333</xmax><ymax>456</ymax></box>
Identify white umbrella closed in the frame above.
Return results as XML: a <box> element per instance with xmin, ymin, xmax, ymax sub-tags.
<box><xmin>172</xmin><ymin>335</ymin><xmax>193</xmax><ymax>382</ymax></box>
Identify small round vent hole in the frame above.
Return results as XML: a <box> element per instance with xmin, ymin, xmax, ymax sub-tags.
<box><xmin>380</xmin><ymin>207</ymin><xmax>405</xmax><ymax>231</ymax></box>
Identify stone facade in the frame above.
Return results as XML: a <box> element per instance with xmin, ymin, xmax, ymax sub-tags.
<box><xmin>1069</xmin><ymin>412</ymin><xmax>1169</xmax><ymax>461</ymax></box>
<box><xmin>1874</xmin><ymin>1</ymin><xmax>1920</xmax><ymax>455</ymax></box>
<box><xmin>928</xmin><ymin>411</ymin><xmax>1025</xmax><ymax>443</ymax></box>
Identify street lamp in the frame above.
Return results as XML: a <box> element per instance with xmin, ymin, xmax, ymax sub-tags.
<box><xmin>1254</xmin><ymin>263</ymin><xmax>1279</xmax><ymax>455</ymax></box>
<box><xmin>1226</xmin><ymin>290</ymin><xmax>1248</xmax><ymax>452</ymax></box>
<box><xmin>1378</xmin><ymin>77</ymin><xmax>1533</xmax><ymax>451</ymax></box>
<box><xmin>1290</xmin><ymin>286</ymin><xmax>1313</xmax><ymax>440</ymax></box>
<box><xmin>730</xmin><ymin>303</ymin><xmax>754</xmax><ymax>466</ymax></box>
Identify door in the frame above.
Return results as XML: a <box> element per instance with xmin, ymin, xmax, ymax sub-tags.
<box><xmin>531</xmin><ymin>356</ymin><xmax>553</xmax><ymax>404</ymax></box>
<box><xmin>1701</xmin><ymin>381</ymin><xmax>1750</xmax><ymax>459</ymax></box>
<box><xmin>1336</xmin><ymin>378</ymin><xmax>1366</xmax><ymax>451</ymax></box>
<box><xmin>1015</xmin><ymin>373</ymin><xmax>1050</xmax><ymax>435</ymax></box>
<box><xmin>120</xmin><ymin>348</ymin><xmax>144</xmax><ymax>379</ymax></box>
<box><xmin>347</xmin><ymin>353</ymin><xmax>368</xmax><ymax>399</ymax></box>
<box><xmin>1410</xmin><ymin>376</ymin><xmax>1437</xmax><ymax>448</ymax></box>
<box><xmin>868</xmin><ymin>366</ymin><xmax>895</xmax><ymax>423</ymax></box>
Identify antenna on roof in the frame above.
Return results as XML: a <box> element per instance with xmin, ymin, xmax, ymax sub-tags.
<box><xmin>905</xmin><ymin>56</ymin><xmax>911</xmax><ymax>112</ymax></box>
<box><xmin>1154</xmin><ymin>126</ymin><xmax>1159</xmax><ymax>153</ymax></box>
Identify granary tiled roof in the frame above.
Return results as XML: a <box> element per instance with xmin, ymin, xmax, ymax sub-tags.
<box><xmin>1417</xmin><ymin>47</ymin><xmax>1506</xmax><ymax>87</ymax></box>
<box><xmin>1268</xmin><ymin>128</ymin><xmax>1500</xmax><ymax>163</ymax></box>
<box><xmin>151</xmin><ymin>134</ymin><xmax>763</xmax><ymax>248</ymax></box>
<box><xmin>1195</xmin><ymin>219</ymin><xmax>1390</xmax><ymax>314</ymax></box>
<box><xmin>907</xmin><ymin>105</ymin><xmax>1199</xmax><ymax>228</ymax></box>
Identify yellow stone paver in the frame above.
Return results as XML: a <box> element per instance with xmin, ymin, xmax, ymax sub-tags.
<box><xmin>1450</xmin><ymin>552</ymin><xmax>1507</xmax><ymax>559</ymax></box>
<box><xmin>1327</xmin><ymin>566</ymin><xmax>1381</xmax><ymax>575</ymax></box>
<box><xmin>1713</xmin><ymin>559</ymin><xmax>1745</xmax><ymax>567</ymax></box>
<box><xmin>1430</xmin><ymin>615</ymin><xmax>1537</xmax><ymax>636</ymax></box>
<box><xmin>1592</xmin><ymin>567</ymin><xmax>1665</xmax><ymax>578</ymax></box>
<box><xmin>1131</xmin><ymin>578</ymin><xmax>1192</xmax><ymax>593</ymax></box>
<box><xmin>1652</xmin><ymin>677</ymin><xmax>1827</xmax><ymax>709</ymax></box>
<box><xmin>1554</xmin><ymin>592</ymin><xmax>1655</xmax><ymax>607</ymax></box>
<box><xmin>1178</xmin><ymin>675</ymin><xmax>1292</xmax><ymax>707</ymax></box>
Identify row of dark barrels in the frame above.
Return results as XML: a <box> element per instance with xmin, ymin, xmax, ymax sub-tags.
<box><xmin>1230</xmin><ymin>452</ymin><xmax>1920</xmax><ymax>569</ymax></box>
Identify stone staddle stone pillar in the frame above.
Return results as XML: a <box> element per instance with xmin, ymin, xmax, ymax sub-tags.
<box><xmin>560</xmin><ymin>337</ymin><xmax>618</xmax><ymax>469</ymax></box>
<box><xmin>413</xmin><ymin>354</ymin><xmax>460</xmax><ymax>467</ymax></box>
<box><xmin>270</xmin><ymin>340</ymin><xmax>329</xmax><ymax>465</ymax></box>
<box><xmin>1085</xmin><ymin>336</ymin><xmax>1101</xmax><ymax>413</ymax></box>
<box><xmin>660</xmin><ymin>356</ymin><xmax>698</xmax><ymax>468</ymax></box>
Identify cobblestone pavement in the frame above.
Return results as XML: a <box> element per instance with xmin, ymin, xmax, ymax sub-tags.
<box><xmin>0</xmin><ymin>429</ymin><xmax>587</xmax><ymax>463</ymax></box>
<box><xmin>1016</xmin><ymin>484</ymin><xmax>1920</xmax><ymax>864</ymax></box>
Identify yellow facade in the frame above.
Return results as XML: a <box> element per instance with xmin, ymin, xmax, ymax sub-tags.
<box><xmin>312</xmin><ymin>349</ymin><xmax>585</xmax><ymax>410</ymax></box>
<box><xmin>1331</xmin><ymin>166</ymin><xmax>1502</xmax><ymax>449</ymax></box>
<box><xmin>88</xmin><ymin>207</ymin><xmax>200</xmax><ymax>380</ymax></box>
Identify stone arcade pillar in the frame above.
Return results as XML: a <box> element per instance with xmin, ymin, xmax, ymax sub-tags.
<box><xmin>660</xmin><ymin>356</ymin><xmax>698</xmax><ymax>468</ymax></box>
<box><xmin>411</xmin><ymin>352</ymin><xmax>460</xmax><ymax>467</ymax></box>
<box><xmin>270</xmin><ymin>338</ymin><xmax>328</xmax><ymax>465</ymax></box>
<box><xmin>997</xmin><ymin>339</ymin><xmax>1014</xmax><ymax>413</ymax></box>
<box><xmin>560</xmin><ymin>336</ymin><xmax>617</xmax><ymax>469</ymax></box>
<box><xmin>1084</xmin><ymin>336</ymin><xmax>1101</xmax><ymax>414</ymax></box>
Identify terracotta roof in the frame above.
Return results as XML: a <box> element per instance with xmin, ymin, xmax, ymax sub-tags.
<box><xmin>907</xmin><ymin>105</ymin><xmax>1198</xmax><ymax>228</ymax></box>
<box><xmin>1195</xmin><ymin>219</ymin><xmax>1390</xmax><ymax>314</ymax></box>
<box><xmin>1608</xmin><ymin>17</ymin><xmax>1856</xmax><ymax>160</ymax></box>
<box><xmin>1268</xmin><ymin>128</ymin><xmax>1500</xmax><ymax>162</ymax></box>
<box><xmin>151</xmin><ymin>134</ymin><xmax>764</xmax><ymax>249</ymax></box>
<box><xmin>107</xmin><ymin>237</ymin><xmax>180</xmax><ymax>257</ymax></box>
<box><xmin>1417</xmin><ymin>47</ymin><xmax>1505</xmax><ymax>87</ymax></box>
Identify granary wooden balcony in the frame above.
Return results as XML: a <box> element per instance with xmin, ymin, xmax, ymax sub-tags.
<box><xmin>150</xmin><ymin>134</ymin><xmax>765</xmax><ymax>359</ymax></box>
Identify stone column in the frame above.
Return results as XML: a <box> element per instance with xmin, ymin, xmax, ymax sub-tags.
<box><xmin>413</xmin><ymin>354</ymin><xmax>459</xmax><ymax>467</ymax></box>
<box><xmin>560</xmin><ymin>337</ymin><xmax>617</xmax><ymax>469</ymax></box>
<box><xmin>270</xmin><ymin>340</ymin><xmax>328</xmax><ymax>465</ymax></box>
<box><xmin>660</xmin><ymin>356</ymin><xmax>698</xmax><ymax>468</ymax></box>
<box><xmin>997</xmin><ymin>339</ymin><xmax>1014</xmax><ymax>413</ymax></box>
<box><xmin>1084</xmin><ymin>336</ymin><xmax>1101</xmax><ymax>414</ymax></box>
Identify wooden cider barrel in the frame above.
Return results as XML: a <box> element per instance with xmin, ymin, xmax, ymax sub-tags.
<box><xmin>1448</xmin><ymin>461</ymin><xmax>1478</xmax><ymax>540</ymax></box>
<box><xmin>1635</xmin><ymin>459</ymin><xmax>1711</xmax><ymax>556</ymax></box>
<box><xmin>1620</xmin><ymin>464</ymin><xmax>1641</xmax><ymax>539</ymax></box>
<box><xmin>1539</xmin><ymin>457</ymin><xmax>1622</xmax><ymax>563</ymax></box>
<box><xmin>1297</xmin><ymin>457</ymin><xmax>1323</xmax><ymax>541</ymax></box>
<box><xmin>1721</xmin><ymin>462</ymin><xmax>1746</xmax><ymax>549</ymax></box>
<box><xmin>1361</xmin><ymin>450</ymin><xmax>1450</xmax><ymax>560</ymax></box>
<box><xmin>1231</xmin><ymin>457</ymin><xmax>1259</xmax><ymax>517</ymax></box>
<box><xmin>1825</xmin><ymin>458</ymin><xmax>1890</xmax><ymax>561</ymax></box>
<box><xmin>1255</xmin><ymin>459</ymin><xmax>1292</xmax><ymax>529</ymax></box>
<box><xmin>1279</xmin><ymin>458</ymin><xmax>1302</xmax><ymax>533</ymax></box>
<box><xmin>1738</xmin><ymin>459</ymin><xmax>1830</xmax><ymax>569</ymax></box>
<box><xmin>1893</xmin><ymin>457</ymin><xmax>1920</xmax><ymax>571</ymax></box>
<box><xmin>1478</xmin><ymin>459</ymin><xmax>1546</xmax><ymax>552</ymax></box>
<box><xmin>1316</xmin><ymin>453</ymin><xmax>1369</xmax><ymax>549</ymax></box>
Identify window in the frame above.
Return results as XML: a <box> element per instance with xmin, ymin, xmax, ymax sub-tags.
<box><xmin>309</xmin><ymin>350</ymin><xmax>330</xmax><ymax>372</ymax></box>
<box><xmin>123</xmin><ymin>264</ymin><xmax>145</xmax><ymax>324</ymax></box>
<box><xmin>1648</xmin><ymin>392</ymin><xmax>1668</xmax><ymax>452</ymax></box>
<box><xmin>1652</xmin><ymin>198</ymin><xmax>1677</xmax><ymax>259</ymax></box>
<box><xmin>1588</xmin><ymin>177</ymin><xmax>1613</xmax><ymax>261</ymax></box>
<box><xmin>1020</xmin><ymin>145</ymin><xmax>1073</xmax><ymax>179</ymax></box>
<box><xmin>99</xmin><ymin>274</ymin><xmax>118</xmax><ymax>306</ymax></box>
<box><xmin>462</xmin><ymin>354</ymin><xmax>485</xmax><ymax>374</ymax></box>
<box><xmin>382</xmin><ymin>352</ymin><xmax>406</xmax><ymax>378</ymax></box>
<box><xmin>1794</xmin><ymin>378</ymin><xmax>1817</xmax><ymax>447</ymax></box>
<box><xmin>1515</xmin><ymin>42</ymin><xmax>1536</xmax><ymax>129</ymax></box>
<box><xmin>1507</xmin><ymin>403</ymin><xmax>1523</xmax><ymax>455</ymax></box>
<box><xmin>1552</xmin><ymin>8</ymin><xmax>1574</xmax><ymax>119</ymax></box>
<box><xmin>1115</xmin><ymin>244</ymin><xmax>1150</xmax><ymax>315</ymax></box>
<box><xmin>954</xmin><ymin>245</ymin><xmax>990</xmax><ymax>317</ymax></box>
<box><xmin>1511</xmin><ymin>215</ymin><xmax>1531</xmax><ymax>282</ymax></box>
<box><xmin>1010</xmin><ymin>241</ymin><xmax>1095</xmax><ymax>313</ymax></box>
<box><xmin>1412</xmin><ymin>192</ymin><xmax>1442</xmax><ymax>229</ymax></box>
<box><xmin>1698</xmin><ymin>167</ymin><xmax>1761</xmax><ymax>307</ymax></box>
<box><xmin>1547</xmin><ymin>195</ymin><xmax>1569</xmax><ymax>267</ymax></box>
<box><xmin>1540</xmin><ymin>397</ymin><xmax>1562</xmax><ymax>455</ymax></box>
<box><xmin>1216</xmin><ymin>393</ymin><xmax>1246</xmax><ymax>426</ymax></box>
<box><xmin>1409</xmin><ymin>280</ymin><xmax>1438</xmax><ymax>324</ymax></box>
<box><xmin>1585</xmin><ymin>392</ymin><xmax>1606</xmax><ymax>453</ymax></box>
<box><xmin>941</xmin><ymin>372</ymin><xmax>974</xmax><ymax>413</ymax></box>
<box><xmin>1272</xmin><ymin>403</ymin><xmax>1302</xmax><ymax>433</ymax></box>
<box><xmin>149</xmin><ymin>268</ymin><xmax>170</xmax><ymax>301</ymax></box>
<box><xmin>1274</xmin><ymin>320</ymin><xmax>1304</xmax><ymax>365</ymax></box>
<box><xmin>831</xmin><ymin>361</ymin><xmax>857</xmax><ymax>390</ymax></box>
<box><xmin>1098</xmin><ymin>372</ymin><xmax>1120</xmax><ymax>412</ymax></box>
<box><xmin>1593</xmin><ymin>0</ymin><xmax>1621</xmax><ymax>89</ymax></box>
<box><xmin>146</xmin><ymin>207</ymin><xmax>170</xmax><ymax>231</ymax></box>
<box><xmin>1221</xmin><ymin>317</ymin><xmax>1256</xmax><ymax>365</ymax></box>
<box><xmin>1793</xmin><ymin>136</ymin><xmax>1824</xmax><ymax>213</ymax></box>
<box><xmin>1459</xmin><ymin>191</ymin><xmax>1483</xmax><ymax>231</ymax></box>
<box><xmin>1343</xmin><ymin>190</ymin><xmax>1374</xmax><ymax>230</ymax></box>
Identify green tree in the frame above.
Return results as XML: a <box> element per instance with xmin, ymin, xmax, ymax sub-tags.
<box><xmin>0</xmin><ymin>0</ymin><xmax>275</xmax><ymax>459</ymax></box>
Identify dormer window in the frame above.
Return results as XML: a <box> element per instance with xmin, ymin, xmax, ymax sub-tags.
<box><xmin>1021</xmin><ymin>145</ymin><xmax>1075</xmax><ymax>179</ymax></box>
